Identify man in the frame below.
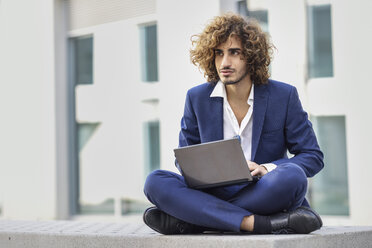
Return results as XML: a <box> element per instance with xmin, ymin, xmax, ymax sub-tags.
<box><xmin>143</xmin><ymin>13</ymin><xmax>324</xmax><ymax>235</ymax></box>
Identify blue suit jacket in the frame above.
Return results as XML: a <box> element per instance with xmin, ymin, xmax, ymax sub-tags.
<box><xmin>178</xmin><ymin>79</ymin><xmax>324</xmax><ymax>177</ymax></box>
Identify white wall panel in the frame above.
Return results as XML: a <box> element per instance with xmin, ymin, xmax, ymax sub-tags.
<box><xmin>0</xmin><ymin>0</ymin><xmax>57</xmax><ymax>220</ymax></box>
<box><xmin>68</xmin><ymin>0</ymin><xmax>156</xmax><ymax>30</ymax></box>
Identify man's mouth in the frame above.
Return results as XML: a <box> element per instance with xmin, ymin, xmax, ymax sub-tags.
<box><xmin>220</xmin><ymin>69</ymin><xmax>234</xmax><ymax>77</ymax></box>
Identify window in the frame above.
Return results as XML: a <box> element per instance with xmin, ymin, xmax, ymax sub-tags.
<box><xmin>249</xmin><ymin>10</ymin><xmax>268</xmax><ymax>33</ymax></box>
<box><xmin>73</xmin><ymin>36</ymin><xmax>93</xmax><ymax>85</ymax></box>
<box><xmin>140</xmin><ymin>24</ymin><xmax>158</xmax><ymax>82</ymax></box>
<box><xmin>237</xmin><ymin>0</ymin><xmax>268</xmax><ymax>32</ymax></box>
<box><xmin>308</xmin><ymin>116</ymin><xmax>349</xmax><ymax>215</ymax></box>
<box><xmin>237</xmin><ymin>0</ymin><xmax>249</xmax><ymax>16</ymax></box>
<box><xmin>77</xmin><ymin>123</ymin><xmax>100</xmax><ymax>152</ymax></box>
<box><xmin>307</xmin><ymin>5</ymin><xmax>333</xmax><ymax>78</ymax></box>
<box><xmin>75</xmin><ymin>120</ymin><xmax>151</xmax><ymax>216</ymax></box>
<box><xmin>143</xmin><ymin>121</ymin><xmax>160</xmax><ymax>177</ymax></box>
<box><xmin>76</xmin><ymin>123</ymin><xmax>115</xmax><ymax>215</ymax></box>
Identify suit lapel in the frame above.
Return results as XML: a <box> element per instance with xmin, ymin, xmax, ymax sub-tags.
<box><xmin>251</xmin><ymin>84</ymin><xmax>269</xmax><ymax>160</ymax></box>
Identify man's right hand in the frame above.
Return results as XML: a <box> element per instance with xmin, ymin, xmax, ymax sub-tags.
<box><xmin>247</xmin><ymin>160</ymin><xmax>268</xmax><ymax>177</ymax></box>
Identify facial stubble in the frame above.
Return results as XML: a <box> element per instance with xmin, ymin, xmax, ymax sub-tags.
<box><xmin>221</xmin><ymin>67</ymin><xmax>250</xmax><ymax>85</ymax></box>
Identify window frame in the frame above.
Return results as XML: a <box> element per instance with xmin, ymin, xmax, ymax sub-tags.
<box><xmin>139</xmin><ymin>22</ymin><xmax>159</xmax><ymax>83</ymax></box>
<box><xmin>306</xmin><ymin>3</ymin><xmax>334</xmax><ymax>79</ymax></box>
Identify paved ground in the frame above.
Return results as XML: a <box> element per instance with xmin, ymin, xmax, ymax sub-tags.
<box><xmin>0</xmin><ymin>220</ymin><xmax>371</xmax><ymax>248</ymax></box>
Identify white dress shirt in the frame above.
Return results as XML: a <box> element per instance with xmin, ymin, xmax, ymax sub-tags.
<box><xmin>210</xmin><ymin>81</ymin><xmax>277</xmax><ymax>172</ymax></box>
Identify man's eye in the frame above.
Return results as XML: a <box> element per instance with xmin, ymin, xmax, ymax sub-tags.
<box><xmin>215</xmin><ymin>51</ymin><xmax>223</xmax><ymax>56</ymax></box>
<box><xmin>232</xmin><ymin>50</ymin><xmax>240</xmax><ymax>55</ymax></box>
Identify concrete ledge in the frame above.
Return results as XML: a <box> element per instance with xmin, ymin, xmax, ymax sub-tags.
<box><xmin>0</xmin><ymin>220</ymin><xmax>371</xmax><ymax>248</ymax></box>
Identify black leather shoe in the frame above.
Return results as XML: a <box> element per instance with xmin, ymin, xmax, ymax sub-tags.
<box><xmin>143</xmin><ymin>207</ymin><xmax>205</xmax><ymax>235</ymax></box>
<box><xmin>270</xmin><ymin>206</ymin><xmax>323</xmax><ymax>234</ymax></box>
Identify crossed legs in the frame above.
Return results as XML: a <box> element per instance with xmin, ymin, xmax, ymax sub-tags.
<box><xmin>144</xmin><ymin>162</ymin><xmax>308</xmax><ymax>232</ymax></box>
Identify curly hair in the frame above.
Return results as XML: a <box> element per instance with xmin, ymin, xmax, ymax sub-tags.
<box><xmin>190</xmin><ymin>13</ymin><xmax>274</xmax><ymax>85</ymax></box>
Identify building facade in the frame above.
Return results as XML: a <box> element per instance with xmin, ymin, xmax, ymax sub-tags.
<box><xmin>0</xmin><ymin>0</ymin><xmax>371</xmax><ymax>226</ymax></box>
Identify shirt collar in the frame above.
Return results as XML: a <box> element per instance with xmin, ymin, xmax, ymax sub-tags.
<box><xmin>210</xmin><ymin>81</ymin><xmax>254</xmax><ymax>104</ymax></box>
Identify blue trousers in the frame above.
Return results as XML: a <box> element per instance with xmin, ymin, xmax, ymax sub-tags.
<box><xmin>144</xmin><ymin>162</ymin><xmax>308</xmax><ymax>232</ymax></box>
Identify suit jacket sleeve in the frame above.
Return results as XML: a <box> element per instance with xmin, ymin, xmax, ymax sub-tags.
<box><xmin>175</xmin><ymin>90</ymin><xmax>201</xmax><ymax>172</ymax></box>
<box><xmin>271</xmin><ymin>87</ymin><xmax>324</xmax><ymax>177</ymax></box>
<box><xmin>178</xmin><ymin>89</ymin><xmax>201</xmax><ymax>147</ymax></box>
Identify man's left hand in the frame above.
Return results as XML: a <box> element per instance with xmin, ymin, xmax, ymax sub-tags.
<box><xmin>247</xmin><ymin>161</ymin><xmax>268</xmax><ymax>177</ymax></box>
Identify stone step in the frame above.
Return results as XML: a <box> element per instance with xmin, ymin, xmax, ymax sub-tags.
<box><xmin>0</xmin><ymin>220</ymin><xmax>371</xmax><ymax>248</ymax></box>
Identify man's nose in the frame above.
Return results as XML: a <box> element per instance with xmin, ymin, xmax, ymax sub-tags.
<box><xmin>220</xmin><ymin>54</ymin><xmax>231</xmax><ymax>68</ymax></box>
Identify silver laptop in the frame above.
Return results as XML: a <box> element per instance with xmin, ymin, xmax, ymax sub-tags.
<box><xmin>174</xmin><ymin>138</ymin><xmax>259</xmax><ymax>189</ymax></box>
